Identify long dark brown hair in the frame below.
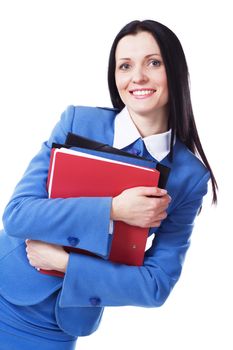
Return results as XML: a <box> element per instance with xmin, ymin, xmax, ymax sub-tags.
<box><xmin>107</xmin><ymin>20</ymin><xmax>217</xmax><ymax>203</ymax></box>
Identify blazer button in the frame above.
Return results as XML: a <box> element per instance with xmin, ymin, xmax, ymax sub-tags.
<box><xmin>67</xmin><ymin>236</ymin><xmax>80</xmax><ymax>246</ymax></box>
<box><xmin>89</xmin><ymin>297</ymin><xmax>101</xmax><ymax>306</ymax></box>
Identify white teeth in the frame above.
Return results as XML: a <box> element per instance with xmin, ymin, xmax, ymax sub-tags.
<box><xmin>132</xmin><ymin>90</ymin><xmax>155</xmax><ymax>96</ymax></box>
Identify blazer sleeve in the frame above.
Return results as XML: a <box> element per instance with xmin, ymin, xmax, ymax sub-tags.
<box><xmin>59</xmin><ymin>171</ymin><xmax>210</xmax><ymax>308</ymax></box>
<box><xmin>2</xmin><ymin>106</ymin><xmax>112</xmax><ymax>257</ymax></box>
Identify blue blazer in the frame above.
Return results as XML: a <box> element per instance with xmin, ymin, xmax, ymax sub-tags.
<box><xmin>0</xmin><ymin>105</ymin><xmax>210</xmax><ymax>337</ymax></box>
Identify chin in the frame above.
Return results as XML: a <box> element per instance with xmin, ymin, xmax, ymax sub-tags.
<box><xmin>130</xmin><ymin>105</ymin><xmax>158</xmax><ymax>116</ymax></box>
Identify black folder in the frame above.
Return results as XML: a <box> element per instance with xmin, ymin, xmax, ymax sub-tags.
<box><xmin>61</xmin><ymin>132</ymin><xmax>171</xmax><ymax>189</ymax></box>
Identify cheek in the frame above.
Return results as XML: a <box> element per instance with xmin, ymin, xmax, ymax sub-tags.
<box><xmin>153</xmin><ymin>73</ymin><xmax>168</xmax><ymax>105</ymax></box>
<box><xmin>157</xmin><ymin>72</ymin><xmax>168</xmax><ymax>98</ymax></box>
<box><xmin>156</xmin><ymin>69</ymin><xmax>168</xmax><ymax>88</ymax></box>
<box><xmin>161</xmin><ymin>76</ymin><xmax>168</xmax><ymax>95</ymax></box>
<box><xmin>163</xmin><ymin>79</ymin><xmax>169</xmax><ymax>102</ymax></box>
<box><xmin>115</xmin><ymin>74</ymin><xmax>129</xmax><ymax>92</ymax></box>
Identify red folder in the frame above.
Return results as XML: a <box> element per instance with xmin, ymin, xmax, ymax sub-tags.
<box><xmin>41</xmin><ymin>147</ymin><xmax>160</xmax><ymax>277</ymax></box>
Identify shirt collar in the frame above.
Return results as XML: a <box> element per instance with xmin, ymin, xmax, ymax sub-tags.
<box><xmin>113</xmin><ymin>107</ymin><xmax>172</xmax><ymax>161</ymax></box>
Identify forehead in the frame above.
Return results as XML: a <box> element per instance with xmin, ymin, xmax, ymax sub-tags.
<box><xmin>115</xmin><ymin>31</ymin><xmax>161</xmax><ymax>59</ymax></box>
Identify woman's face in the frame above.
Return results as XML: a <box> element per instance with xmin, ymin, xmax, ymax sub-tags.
<box><xmin>115</xmin><ymin>31</ymin><xmax>169</xmax><ymax>120</ymax></box>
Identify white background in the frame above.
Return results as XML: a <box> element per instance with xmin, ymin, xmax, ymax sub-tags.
<box><xmin>0</xmin><ymin>1</ymin><xmax>232</xmax><ymax>349</ymax></box>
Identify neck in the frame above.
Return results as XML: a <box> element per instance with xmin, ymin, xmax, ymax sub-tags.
<box><xmin>128</xmin><ymin>106</ymin><xmax>169</xmax><ymax>137</ymax></box>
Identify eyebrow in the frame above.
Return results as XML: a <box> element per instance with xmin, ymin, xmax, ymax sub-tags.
<box><xmin>117</xmin><ymin>53</ymin><xmax>161</xmax><ymax>60</ymax></box>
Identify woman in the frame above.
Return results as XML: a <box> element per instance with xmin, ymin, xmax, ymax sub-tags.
<box><xmin>0</xmin><ymin>20</ymin><xmax>217</xmax><ymax>349</ymax></box>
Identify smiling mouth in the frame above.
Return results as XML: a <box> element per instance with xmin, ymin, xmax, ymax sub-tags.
<box><xmin>129</xmin><ymin>89</ymin><xmax>156</xmax><ymax>96</ymax></box>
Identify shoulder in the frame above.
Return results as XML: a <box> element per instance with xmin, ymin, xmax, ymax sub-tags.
<box><xmin>58</xmin><ymin>105</ymin><xmax>119</xmax><ymax>128</ymax></box>
<box><xmin>56</xmin><ymin>105</ymin><xmax>120</xmax><ymax>144</ymax></box>
<box><xmin>173</xmin><ymin>138</ymin><xmax>209</xmax><ymax>178</ymax></box>
<box><xmin>167</xmin><ymin>139</ymin><xmax>210</xmax><ymax>206</ymax></box>
<box><xmin>63</xmin><ymin>105</ymin><xmax>119</xmax><ymax>120</ymax></box>
<box><xmin>75</xmin><ymin>105</ymin><xmax>119</xmax><ymax>121</ymax></box>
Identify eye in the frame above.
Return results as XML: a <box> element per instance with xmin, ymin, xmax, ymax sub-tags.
<box><xmin>149</xmin><ymin>59</ymin><xmax>161</xmax><ymax>67</ymax></box>
<box><xmin>118</xmin><ymin>63</ymin><xmax>131</xmax><ymax>70</ymax></box>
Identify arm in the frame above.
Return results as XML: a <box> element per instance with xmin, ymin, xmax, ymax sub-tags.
<box><xmin>25</xmin><ymin>186</ymin><xmax>171</xmax><ymax>272</ymax></box>
<box><xmin>2</xmin><ymin>106</ymin><xmax>112</xmax><ymax>257</ymax></box>
<box><xmin>58</xmin><ymin>171</ymin><xmax>210</xmax><ymax>308</ymax></box>
<box><xmin>3</xmin><ymin>103</ymin><xmax>171</xmax><ymax>257</ymax></box>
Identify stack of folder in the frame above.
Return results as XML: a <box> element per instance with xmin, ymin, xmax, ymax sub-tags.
<box><xmin>40</xmin><ymin>133</ymin><xmax>170</xmax><ymax>277</ymax></box>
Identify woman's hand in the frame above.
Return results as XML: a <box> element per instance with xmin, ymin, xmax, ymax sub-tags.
<box><xmin>25</xmin><ymin>239</ymin><xmax>69</xmax><ymax>273</ymax></box>
<box><xmin>111</xmin><ymin>186</ymin><xmax>171</xmax><ymax>228</ymax></box>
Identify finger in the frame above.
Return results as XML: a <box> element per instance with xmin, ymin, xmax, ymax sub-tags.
<box><xmin>165</xmin><ymin>194</ymin><xmax>172</xmax><ymax>203</ymax></box>
<box><xmin>148</xmin><ymin>198</ymin><xmax>169</xmax><ymax>212</ymax></box>
<box><xmin>156</xmin><ymin>211</ymin><xmax>168</xmax><ymax>221</ymax></box>
<box><xmin>28</xmin><ymin>258</ymin><xmax>35</xmax><ymax>267</ymax></box>
<box><xmin>151</xmin><ymin>220</ymin><xmax>162</xmax><ymax>228</ymax></box>
<box><xmin>146</xmin><ymin>213</ymin><xmax>167</xmax><ymax>228</ymax></box>
<box><xmin>153</xmin><ymin>194</ymin><xmax>171</xmax><ymax>207</ymax></box>
<box><xmin>157</xmin><ymin>194</ymin><xmax>172</xmax><ymax>204</ymax></box>
<box><xmin>136</xmin><ymin>187</ymin><xmax>167</xmax><ymax>197</ymax></box>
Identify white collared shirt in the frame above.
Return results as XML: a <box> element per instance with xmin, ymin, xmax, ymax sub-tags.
<box><xmin>109</xmin><ymin>107</ymin><xmax>173</xmax><ymax>239</ymax></box>
<box><xmin>113</xmin><ymin>107</ymin><xmax>172</xmax><ymax>161</ymax></box>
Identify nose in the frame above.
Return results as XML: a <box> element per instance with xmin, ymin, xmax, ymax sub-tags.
<box><xmin>132</xmin><ymin>66</ymin><xmax>148</xmax><ymax>84</ymax></box>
